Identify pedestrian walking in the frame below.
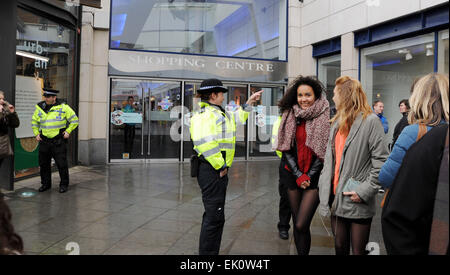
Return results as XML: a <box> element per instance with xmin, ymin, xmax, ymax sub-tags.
<box><xmin>379</xmin><ymin>73</ymin><xmax>449</xmax><ymax>189</ymax></box>
<box><xmin>318</xmin><ymin>76</ymin><xmax>389</xmax><ymax>255</ymax></box>
<box><xmin>275</xmin><ymin>75</ymin><xmax>330</xmax><ymax>255</ymax></box>
<box><xmin>0</xmin><ymin>91</ymin><xmax>19</xmax><ymax>168</ymax></box>
<box><xmin>32</xmin><ymin>88</ymin><xmax>79</xmax><ymax>193</ymax></box>
<box><xmin>271</xmin><ymin>116</ymin><xmax>292</xmax><ymax>240</ymax></box>
<box><xmin>189</xmin><ymin>78</ymin><xmax>262</xmax><ymax>255</ymax></box>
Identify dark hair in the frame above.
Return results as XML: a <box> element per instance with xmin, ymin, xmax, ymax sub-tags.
<box><xmin>196</xmin><ymin>90</ymin><xmax>221</xmax><ymax>101</ymax></box>
<box><xmin>127</xmin><ymin>96</ymin><xmax>134</xmax><ymax>100</ymax></box>
<box><xmin>372</xmin><ymin>100</ymin><xmax>383</xmax><ymax>107</ymax></box>
<box><xmin>278</xmin><ymin>75</ymin><xmax>325</xmax><ymax>114</ymax></box>
<box><xmin>398</xmin><ymin>99</ymin><xmax>410</xmax><ymax>109</ymax></box>
<box><xmin>0</xmin><ymin>193</ymin><xmax>23</xmax><ymax>255</ymax></box>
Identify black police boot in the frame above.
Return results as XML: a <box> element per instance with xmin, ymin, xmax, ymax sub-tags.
<box><xmin>279</xmin><ymin>230</ymin><xmax>289</xmax><ymax>240</ymax></box>
<box><xmin>38</xmin><ymin>185</ymin><xmax>51</xmax><ymax>192</ymax></box>
<box><xmin>59</xmin><ymin>186</ymin><xmax>68</xmax><ymax>193</ymax></box>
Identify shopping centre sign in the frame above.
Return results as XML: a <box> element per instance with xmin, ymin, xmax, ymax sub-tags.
<box><xmin>109</xmin><ymin>50</ymin><xmax>287</xmax><ymax>83</ymax></box>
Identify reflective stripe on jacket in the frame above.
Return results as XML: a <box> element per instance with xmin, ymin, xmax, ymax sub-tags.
<box><xmin>31</xmin><ymin>102</ymin><xmax>79</xmax><ymax>138</ymax></box>
<box><xmin>190</xmin><ymin>101</ymin><xmax>250</xmax><ymax>170</ymax></box>
<box><xmin>271</xmin><ymin>116</ymin><xmax>282</xmax><ymax>159</ymax></box>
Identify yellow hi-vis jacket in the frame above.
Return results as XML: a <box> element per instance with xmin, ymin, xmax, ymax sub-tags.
<box><xmin>271</xmin><ymin>116</ymin><xmax>282</xmax><ymax>159</ymax></box>
<box><xmin>190</xmin><ymin>101</ymin><xmax>251</xmax><ymax>170</ymax></box>
<box><xmin>31</xmin><ymin>100</ymin><xmax>79</xmax><ymax>138</ymax></box>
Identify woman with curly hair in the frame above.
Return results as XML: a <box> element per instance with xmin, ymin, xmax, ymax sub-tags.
<box><xmin>0</xmin><ymin>192</ymin><xmax>23</xmax><ymax>255</ymax></box>
<box><xmin>275</xmin><ymin>75</ymin><xmax>330</xmax><ymax>255</ymax></box>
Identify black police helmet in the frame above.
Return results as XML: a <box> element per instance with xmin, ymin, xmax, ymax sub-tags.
<box><xmin>197</xmin><ymin>78</ymin><xmax>228</xmax><ymax>94</ymax></box>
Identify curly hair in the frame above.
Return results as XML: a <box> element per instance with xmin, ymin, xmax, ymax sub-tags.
<box><xmin>278</xmin><ymin>75</ymin><xmax>325</xmax><ymax>114</ymax></box>
<box><xmin>0</xmin><ymin>193</ymin><xmax>23</xmax><ymax>255</ymax></box>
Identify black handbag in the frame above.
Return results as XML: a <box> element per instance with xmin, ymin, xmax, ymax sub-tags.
<box><xmin>190</xmin><ymin>154</ymin><xmax>199</xmax><ymax>177</ymax></box>
<box><xmin>0</xmin><ymin>134</ymin><xmax>13</xmax><ymax>159</ymax></box>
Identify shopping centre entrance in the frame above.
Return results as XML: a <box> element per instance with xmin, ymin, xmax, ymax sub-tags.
<box><xmin>108</xmin><ymin>78</ymin><xmax>284</xmax><ymax>163</ymax></box>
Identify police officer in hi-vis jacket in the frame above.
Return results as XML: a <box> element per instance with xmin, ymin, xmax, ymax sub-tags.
<box><xmin>32</xmin><ymin>88</ymin><xmax>79</xmax><ymax>193</ymax></box>
<box><xmin>190</xmin><ymin>78</ymin><xmax>262</xmax><ymax>255</ymax></box>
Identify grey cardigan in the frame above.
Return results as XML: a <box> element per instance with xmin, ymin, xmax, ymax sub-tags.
<box><xmin>318</xmin><ymin>113</ymin><xmax>389</xmax><ymax>219</ymax></box>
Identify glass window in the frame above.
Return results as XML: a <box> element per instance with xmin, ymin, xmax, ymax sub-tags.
<box><xmin>360</xmin><ymin>33</ymin><xmax>435</xmax><ymax>145</ymax></box>
<box><xmin>110</xmin><ymin>0</ymin><xmax>287</xmax><ymax>61</ymax></box>
<box><xmin>318</xmin><ymin>54</ymin><xmax>341</xmax><ymax>114</ymax></box>
<box><xmin>15</xmin><ymin>8</ymin><xmax>77</xmax><ymax>178</ymax></box>
<box><xmin>248</xmin><ymin>86</ymin><xmax>284</xmax><ymax>158</ymax></box>
<box><xmin>438</xmin><ymin>29</ymin><xmax>449</xmax><ymax>74</ymax></box>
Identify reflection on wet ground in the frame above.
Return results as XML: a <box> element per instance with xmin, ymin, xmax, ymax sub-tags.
<box><xmin>4</xmin><ymin>161</ymin><xmax>386</xmax><ymax>255</ymax></box>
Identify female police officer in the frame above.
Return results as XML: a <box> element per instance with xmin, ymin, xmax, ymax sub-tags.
<box><xmin>190</xmin><ymin>78</ymin><xmax>262</xmax><ymax>255</ymax></box>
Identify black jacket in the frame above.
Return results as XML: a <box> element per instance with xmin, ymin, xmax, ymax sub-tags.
<box><xmin>392</xmin><ymin>113</ymin><xmax>409</xmax><ymax>146</ymax></box>
<box><xmin>0</xmin><ymin>101</ymin><xmax>20</xmax><ymax>136</ymax></box>
<box><xmin>280</xmin><ymin>118</ymin><xmax>323</xmax><ymax>185</ymax></box>
<box><xmin>382</xmin><ymin>123</ymin><xmax>449</xmax><ymax>255</ymax></box>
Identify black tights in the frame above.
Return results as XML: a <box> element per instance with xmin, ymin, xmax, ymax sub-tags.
<box><xmin>330</xmin><ymin>215</ymin><xmax>372</xmax><ymax>255</ymax></box>
<box><xmin>287</xmin><ymin>188</ymin><xmax>319</xmax><ymax>255</ymax></box>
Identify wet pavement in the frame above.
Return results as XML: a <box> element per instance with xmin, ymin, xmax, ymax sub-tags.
<box><xmin>3</xmin><ymin>161</ymin><xmax>387</xmax><ymax>255</ymax></box>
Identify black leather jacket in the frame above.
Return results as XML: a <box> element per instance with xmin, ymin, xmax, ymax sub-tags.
<box><xmin>280</xmin><ymin>118</ymin><xmax>324</xmax><ymax>185</ymax></box>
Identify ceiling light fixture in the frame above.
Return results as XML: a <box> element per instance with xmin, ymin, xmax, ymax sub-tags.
<box><xmin>399</xmin><ymin>49</ymin><xmax>413</xmax><ymax>60</ymax></box>
<box><xmin>16</xmin><ymin>50</ymin><xmax>50</xmax><ymax>62</ymax></box>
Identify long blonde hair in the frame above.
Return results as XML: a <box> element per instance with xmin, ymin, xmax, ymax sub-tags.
<box><xmin>408</xmin><ymin>73</ymin><xmax>449</xmax><ymax>126</ymax></box>
<box><xmin>330</xmin><ymin>76</ymin><xmax>373</xmax><ymax>135</ymax></box>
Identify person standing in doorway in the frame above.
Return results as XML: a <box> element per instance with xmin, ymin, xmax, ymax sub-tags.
<box><xmin>190</xmin><ymin>78</ymin><xmax>262</xmax><ymax>255</ymax></box>
<box><xmin>32</xmin><ymin>88</ymin><xmax>79</xmax><ymax>193</ymax></box>
<box><xmin>122</xmin><ymin>96</ymin><xmax>137</xmax><ymax>154</ymax></box>
<box><xmin>373</xmin><ymin>100</ymin><xmax>389</xmax><ymax>134</ymax></box>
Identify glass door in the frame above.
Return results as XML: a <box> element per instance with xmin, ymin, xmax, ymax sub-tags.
<box><xmin>109</xmin><ymin>79</ymin><xmax>181</xmax><ymax>161</ymax></box>
<box><xmin>223</xmin><ymin>84</ymin><xmax>248</xmax><ymax>159</ymax></box>
<box><xmin>144</xmin><ymin>81</ymin><xmax>182</xmax><ymax>159</ymax></box>
<box><xmin>249</xmin><ymin>85</ymin><xmax>284</xmax><ymax>158</ymax></box>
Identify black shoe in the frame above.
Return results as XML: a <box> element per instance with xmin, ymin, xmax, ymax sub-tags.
<box><xmin>59</xmin><ymin>186</ymin><xmax>68</xmax><ymax>193</ymax></box>
<box><xmin>38</xmin><ymin>185</ymin><xmax>51</xmax><ymax>192</ymax></box>
<box><xmin>279</xmin><ymin>230</ymin><xmax>289</xmax><ymax>240</ymax></box>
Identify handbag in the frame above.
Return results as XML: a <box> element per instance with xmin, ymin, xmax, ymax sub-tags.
<box><xmin>0</xmin><ymin>134</ymin><xmax>13</xmax><ymax>159</ymax></box>
<box><xmin>190</xmin><ymin>154</ymin><xmax>199</xmax><ymax>177</ymax></box>
<box><xmin>342</xmin><ymin>177</ymin><xmax>361</xmax><ymax>193</ymax></box>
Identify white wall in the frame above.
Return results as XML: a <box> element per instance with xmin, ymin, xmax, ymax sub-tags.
<box><xmin>298</xmin><ymin>0</ymin><xmax>448</xmax><ymax>47</ymax></box>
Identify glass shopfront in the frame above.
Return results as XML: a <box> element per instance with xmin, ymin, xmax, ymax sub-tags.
<box><xmin>438</xmin><ymin>29</ymin><xmax>449</xmax><ymax>75</ymax></box>
<box><xmin>110</xmin><ymin>0</ymin><xmax>287</xmax><ymax>61</ymax></box>
<box><xmin>318</xmin><ymin>54</ymin><xmax>341</xmax><ymax>112</ymax></box>
<box><xmin>360</xmin><ymin>33</ymin><xmax>436</xmax><ymax>145</ymax></box>
<box><xmin>110</xmin><ymin>79</ymin><xmax>285</xmax><ymax>162</ymax></box>
<box><xmin>14</xmin><ymin>7</ymin><xmax>78</xmax><ymax>178</ymax></box>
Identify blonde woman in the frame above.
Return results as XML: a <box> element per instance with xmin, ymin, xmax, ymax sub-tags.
<box><xmin>379</xmin><ymin>73</ymin><xmax>449</xmax><ymax>189</ymax></box>
<box><xmin>318</xmin><ymin>76</ymin><xmax>389</xmax><ymax>255</ymax></box>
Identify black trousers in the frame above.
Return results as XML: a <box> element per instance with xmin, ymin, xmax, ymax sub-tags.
<box><xmin>278</xmin><ymin>162</ymin><xmax>292</xmax><ymax>231</ymax></box>
<box><xmin>123</xmin><ymin>124</ymin><xmax>135</xmax><ymax>153</ymax></box>
<box><xmin>197</xmin><ymin>161</ymin><xmax>228</xmax><ymax>255</ymax></box>
<box><xmin>39</xmin><ymin>139</ymin><xmax>69</xmax><ymax>187</ymax></box>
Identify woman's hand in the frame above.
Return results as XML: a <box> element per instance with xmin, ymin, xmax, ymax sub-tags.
<box><xmin>343</xmin><ymin>191</ymin><xmax>362</xmax><ymax>203</ymax></box>
<box><xmin>246</xmin><ymin>90</ymin><xmax>263</xmax><ymax>105</ymax></box>
<box><xmin>300</xmin><ymin>180</ymin><xmax>310</xmax><ymax>189</ymax></box>
<box><xmin>220</xmin><ymin>168</ymin><xmax>228</xmax><ymax>178</ymax></box>
<box><xmin>8</xmin><ymin>104</ymin><xmax>15</xmax><ymax>113</ymax></box>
